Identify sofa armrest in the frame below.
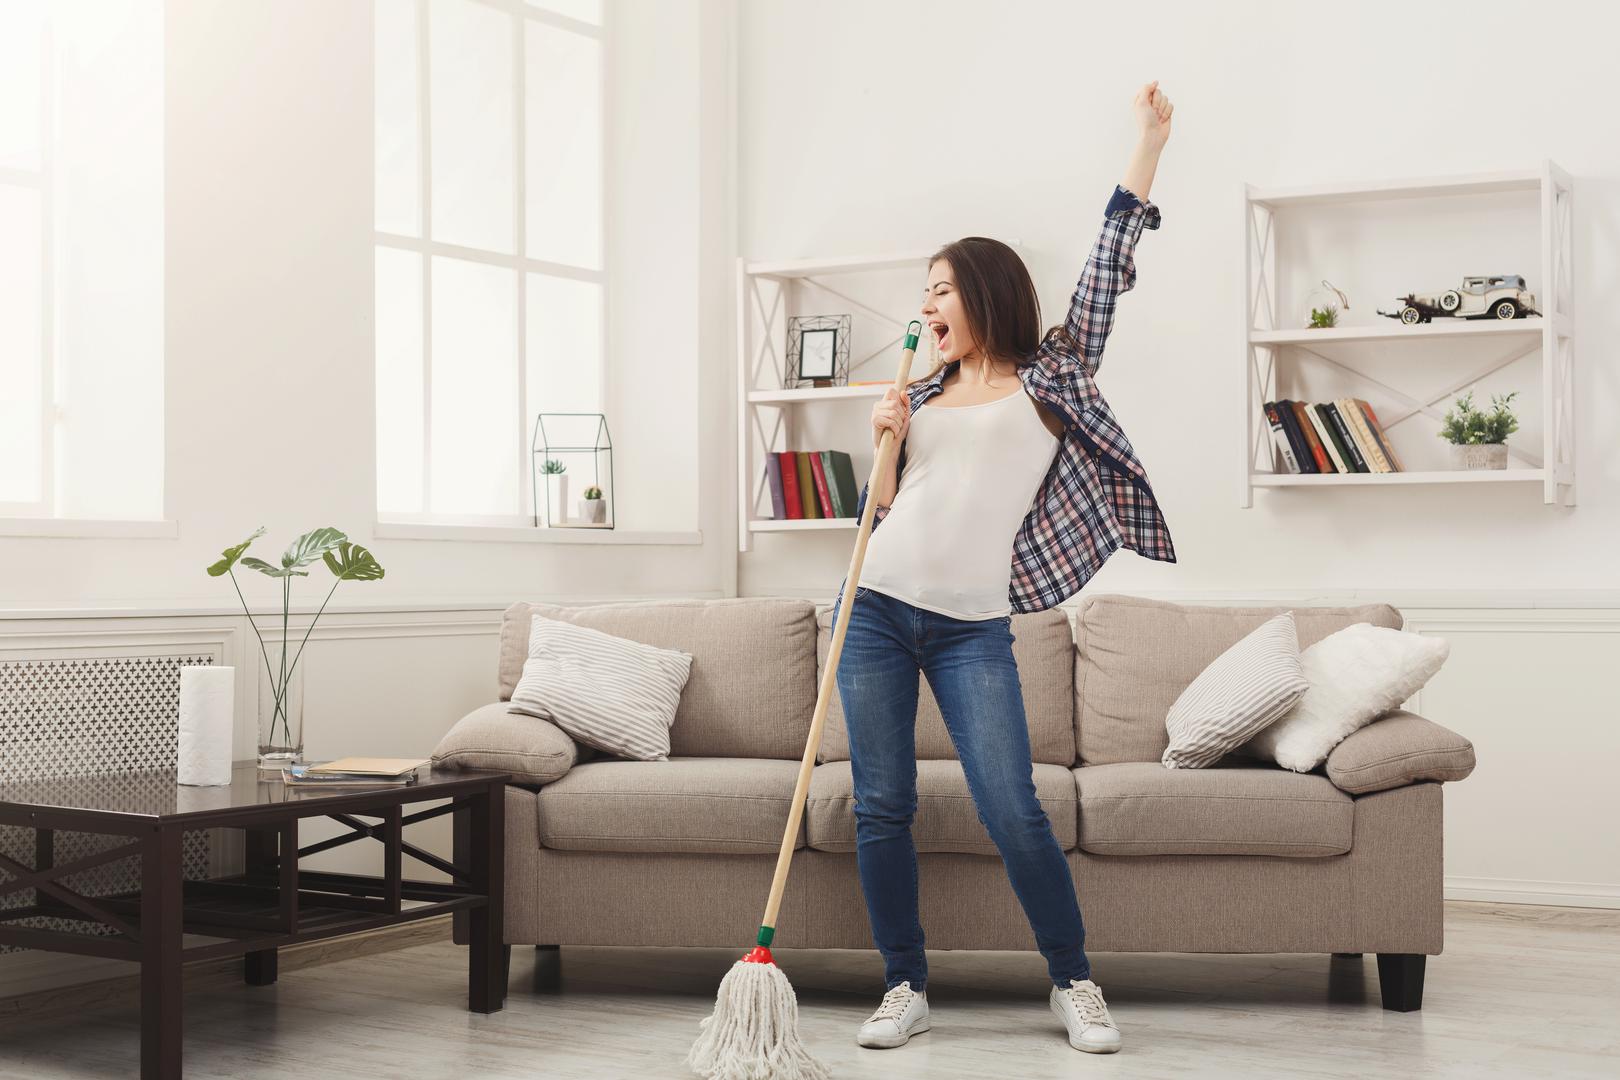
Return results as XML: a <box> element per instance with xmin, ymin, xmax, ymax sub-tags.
<box><xmin>432</xmin><ymin>701</ymin><xmax>584</xmax><ymax>786</ymax></box>
<box><xmin>1324</xmin><ymin>709</ymin><xmax>1476</xmax><ymax>795</ymax></box>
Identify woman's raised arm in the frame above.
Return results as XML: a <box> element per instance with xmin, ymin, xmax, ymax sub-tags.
<box><xmin>1052</xmin><ymin>82</ymin><xmax>1173</xmax><ymax>379</ymax></box>
<box><xmin>1122</xmin><ymin>81</ymin><xmax>1172</xmax><ymax>201</ymax></box>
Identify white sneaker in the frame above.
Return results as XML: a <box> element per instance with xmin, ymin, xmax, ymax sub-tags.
<box><xmin>1049</xmin><ymin>977</ymin><xmax>1122</xmax><ymax>1053</ymax></box>
<box><xmin>857</xmin><ymin>981</ymin><xmax>930</xmax><ymax>1048</ymax></box>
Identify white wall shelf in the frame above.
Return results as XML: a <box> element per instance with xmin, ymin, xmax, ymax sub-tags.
<box><xmin>1242</xmin><ymin>160</ymin><xmax>1574</xmax><ymax>507</ymax></box>
<box><xmin>736</xmin><ymin>249</ymin><xmax>943</xmax><ymax>552</ymax></box>
<box><xmin>1253</xmin><ymin>468</ymin><xmax>1545</xmax><ymax>488</ymax></box>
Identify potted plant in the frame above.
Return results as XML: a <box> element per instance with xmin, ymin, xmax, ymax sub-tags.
<box><xmin>1438</xmin><ymin>389</ymin><xmax>1518</xmax><ymax>470</ymax></box>
<box><xmin>579</xmin><ymin>484</ymin><xmax>606</xmax><ymax>524</ymax></box>
<box><xmin>542</xmin><ymin>457</ymin><xmax>568</xmax><ymax>525</ymax></box>
<box><xmin>207</xmin><ymin>527</ymin><xmax>386</xmax><ymax>769</ymax></box>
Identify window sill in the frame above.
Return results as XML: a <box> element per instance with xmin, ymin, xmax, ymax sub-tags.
<box><xmin>0</xmin><ymin>517</ymin><xmax>179</xmax><ymax>539</ymax></box>
<box><xmin>372</xmin><ymin>520</ymin><xmax>703</xmax><ymax>545</ymax></box>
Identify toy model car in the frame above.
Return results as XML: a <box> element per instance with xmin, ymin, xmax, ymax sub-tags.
<box><xmin>1377</xmin><ymin>275</ymin><xmax>1539</xmax><ymax>325</ymax></box>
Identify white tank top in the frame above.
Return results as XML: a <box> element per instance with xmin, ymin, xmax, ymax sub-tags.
<box><xmin>857</xmin><ymin>384</ymin><xmax>1061</xmax><ymax>620</ymax></box>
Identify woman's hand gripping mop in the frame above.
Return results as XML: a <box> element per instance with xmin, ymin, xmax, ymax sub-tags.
<box><xmin>686</xmin><ymin>322</ymin><xmax>922</xmax><ymax>1080</ymax></box>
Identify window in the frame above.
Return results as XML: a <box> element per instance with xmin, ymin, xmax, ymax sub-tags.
<box><xmin>374</xmin><ymin>0</ymin><xmax>606</xmax><ymax>523</ymax></box>
<box><xmin>0</xmin><ymin>1</ymin><xmax>164</xmax><ymax>521</ymax></box>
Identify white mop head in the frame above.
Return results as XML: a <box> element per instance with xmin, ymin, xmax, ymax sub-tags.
<box><xmin>687</xmin><ymin>956</ymin><xmax>832</xmax><ymax>1080</ymax></box>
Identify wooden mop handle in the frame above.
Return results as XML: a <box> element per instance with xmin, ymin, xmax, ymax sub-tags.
<box><xmin>755</xmin><ymin>321</ymin><xmax>923</xmax><ymax>946</ymax></box>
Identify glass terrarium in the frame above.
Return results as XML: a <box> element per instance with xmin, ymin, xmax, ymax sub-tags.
<box><xmin>533</xmin><ymin>412</ymin><xmax>614</xmax><ymax>529</ymax></box>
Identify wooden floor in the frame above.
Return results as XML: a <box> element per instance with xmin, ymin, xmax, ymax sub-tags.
<box><xmin>0</xmin><ymin>900</ymin><xmax>1616</xmax><ymax>1079</ymax></box>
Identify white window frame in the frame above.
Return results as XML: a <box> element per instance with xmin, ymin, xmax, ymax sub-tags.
<box><xmin>374</xmin><ymin>0</ymin><xmax>610</xmax><ymax>529</ymax></box>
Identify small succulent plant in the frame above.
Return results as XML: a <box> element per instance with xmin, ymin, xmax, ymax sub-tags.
<box><xmin>542</xmin><ymin>458</ymin><xmax>567</xmax><ymax>474</ymax></box>
<box><xmin>583</xmin><ymin>485</ymin><xmax>603</xmax><ymax>500</ymax></box>
<box><xmin>1308</xmin><ymin>306</ymin><xmax>1339</xmax><ymax>329</ymax></box>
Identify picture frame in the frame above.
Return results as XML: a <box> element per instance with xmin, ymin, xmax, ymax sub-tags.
<box><xmin>784</xmin><ymin>314</ymin><xmax>852</xmax><ymax>389</ymax></box>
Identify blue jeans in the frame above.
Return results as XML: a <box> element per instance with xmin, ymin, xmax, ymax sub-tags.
<box><xmin>829</xmin><ymin>581</ymin><xmax>1091</xmax><ymax>993</ymax></box>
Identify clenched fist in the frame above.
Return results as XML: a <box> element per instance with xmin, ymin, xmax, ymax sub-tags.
<box><xmin>1134</xmin><ymin>80</ymin><xmax>1173</xmax><ymax>147</ymax></box>
<box><xmin>872</xmin><ymin>387</ymin><xmax>910</xmax><ymax>450</ymax></box>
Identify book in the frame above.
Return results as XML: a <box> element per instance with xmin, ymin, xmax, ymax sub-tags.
<box><xmin>827</xmin><ymin>451</ymin><xmax>859</xmax><ymax>517</ymax></box>
<box><xmin>764</xmin><ymin>455</ymin><xmax>786</xmax><ymax>519</ymax></box>
<box><xmin>795</xmin><ymin>453</ymin><xmax>819</xmax><ymax>518</ymax></box>
<box><xmin>1305</xmin><ymin>404</ymin><xmax>1347</xmax><ymax>473</ymax></box>
<box><xmin>1289</xmin><ymin>400</ymin><xmax>1333</xmax><ymax>472</ymax></box>
<box><xmin>1275</xmin><ymin>400</ymin><xmax>1317</xmax><ymax>473</ymax></box>
<box><xmin>1338</xmin><ymin>396</ymin><xmax>1391</xmax><ymax>472</ymax></box>
<box><xmin>283</xmin><ymin>763</ymin><xmax>420</xmax><ymax>787</ymax></box>
<box><xmin>808</xmin><ymin>452</ymin><xmax>835</xmax><ymax>517</ymax></box>
<box><xmin>778</xmin><ymin>451</ymin><xmax>802</xmax><ymax>518</ymax></box>
<box><xmin>306</xmin><ymin>756</ymin><xmax>429</xmax><ymax>777</ymax></box>
<box><xmin>1263</xmin><ymin>402</ymin><xmax>1300</xmax><ymax>473</ymax></box>
<box><xmin>1323</xmin><ymin>403</ymin><xmax>1368</xmax><ymax>471</ymax></box>
<box><xmin>1356</xmin><ymin>399</ymin><xmax>1404</xmax><ymax>471</ymax></box>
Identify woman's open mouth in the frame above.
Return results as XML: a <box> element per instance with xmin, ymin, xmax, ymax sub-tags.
<box><xmin>930</xmin><ymin>321</ymin><xmax>950</xmax><ymax>350</ymax></box>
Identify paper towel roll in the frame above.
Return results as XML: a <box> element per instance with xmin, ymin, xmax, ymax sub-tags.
<box><xmin>178</xmin><ymin>665</ymin><xmax>235</xmax><ymax>786</ymax></box>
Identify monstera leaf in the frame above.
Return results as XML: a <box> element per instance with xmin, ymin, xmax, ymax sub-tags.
<box><xmin>280</xmin><ymin>527</ymin><xmax>348</xmax><ymax>570</ymax></box>
<box><xmin>206</xmin><ymin>525</ymin><xmax>268</xmax><ymax>577</ymax></box>
<box><xmin>323</xmin><ymin>540</ymin><xmax>384</xmax><ymax>582</ymax></box>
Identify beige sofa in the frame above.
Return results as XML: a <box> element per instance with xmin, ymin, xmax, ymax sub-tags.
<box><xmin>438</xmin><ymin>593</ymin><xmax>1476</xmax><ymax>1012</ymax></box>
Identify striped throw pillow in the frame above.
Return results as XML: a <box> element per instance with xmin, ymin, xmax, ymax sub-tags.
<box><xmin>1161</xmin><ymin>611</ymin><xmax>1308</xmax><ymax>769</ymax></box>
<box><xmin>507</xmin><ymin>614</ymin><xmax>694</xmax><ymax>762</ymax></box>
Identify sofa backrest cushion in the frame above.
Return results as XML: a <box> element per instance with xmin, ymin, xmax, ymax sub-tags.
<box><xmin>814</xmin><ymin>603</ymin><xmax>1076</xmax><ymax>765</ymax></box>
<box><xmin>1074</xmin><ymin>594</ymin><xmax>1403</xmax><ymax>766</ymax></box>
<box><xmin>498</xmin><ymin>598</ymin><xmax>817</xmax><ymax>760</ymax></box>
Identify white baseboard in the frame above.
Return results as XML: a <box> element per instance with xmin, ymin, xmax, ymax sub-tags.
<box><xmin>1445</xmin><ymin>876</ymin><xmax>1620</xmax><ymax>909</ymax></box>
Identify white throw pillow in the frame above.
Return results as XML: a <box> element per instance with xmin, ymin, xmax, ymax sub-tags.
<box><xmin>1239</xmin><ymin>623</ymin><xmax>1450</xmax><ymax>773</ymax></box>
<box><xmin>507</xmin><ymin>614</ymin><xmax>694</xmax><ymax>762</ymax></box>
<box><xmin>1162</xmin><ymin>611</ymin><xmax>1309</xmax><ymax>769</ymax></box>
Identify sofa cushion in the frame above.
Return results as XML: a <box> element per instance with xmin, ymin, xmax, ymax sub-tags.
<box><xmin>433</xmin><ymin>701</ymin><xmax>587</xmax><ymax>786</ymax></box>
<box><xmin>1162</xmin><ymin>611</ymin><xmax>1308</xmax><ymax>770</ymax></box>
<box><xmin>1324</xmin><ymin>709</ymin><xmax>1476</xmax><ymax>794</ymax></box>
<box><xmin>1074</xmin><ymin>761</ymin><xmax>1353</xmax><ymax>857</ymax></box>
<box><xmin>1239</xmin><ymin>624</ymin><xmax>1451</xmax><ymax>772</ymax></box>
<box><xmin>534</xmin><ymin>757</ymin><xmax>807</xmax><ymax>854</ymax></box>
<box><xmin>813</xmin><ymin>603</ymin><xmax>1076</xmax><ymax>765</ymax></box>
<box><xmin>1074</xmin><ymin>594</ymin><xmax>1402</xmax><ymax>766</ymax></box>
<box><xmin>500</xmin><ymin>598</ymin><xmax>817</xmax><ymax>760</ymax></box>
<box><xmin>805</xmin><ymin>759</ymin><xmax>1077</xmax><ymax>854</ymax></box>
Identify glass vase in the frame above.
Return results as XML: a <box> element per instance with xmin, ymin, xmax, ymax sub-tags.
<box><xmin>257</xmin><ymin>640</ymin><xmax>305</xmax><ymax>770</ymax></box>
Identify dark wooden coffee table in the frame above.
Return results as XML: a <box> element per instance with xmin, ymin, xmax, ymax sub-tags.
<box><xmin>0</xmin><ymin>763</ymin><xmax>510</xmax><ymax>1079</ymax></box>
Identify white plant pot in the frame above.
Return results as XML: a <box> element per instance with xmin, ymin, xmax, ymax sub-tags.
<box><xmin>549</xmin><ymin>474</ymin><xmax>569</xmax><ymax>524</ymax></box>
<box><xmin>1449</xmin><ymin>443</ymin><xmax>1508</xmax><ymax>470</ymax></box>
<box><xmin>579</xmin><ymin>497</ymin><xmax>606</xmax><ymax>523</ymax></box>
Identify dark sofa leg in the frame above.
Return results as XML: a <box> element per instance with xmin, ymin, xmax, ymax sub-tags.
<box><xmin>534</xmin><ymin>944</ymin><xmax>561</xmax><ymax>992</ymax></box>
<box><xmin>1376</xmin><ymin>953</ymin><xmax>1426</xmax><ymax>1011</ymax></box>
<box><xmin>1331</xmin><ymin>952</ymin><xmax>1363</xmax><ymax>959</ymax></box>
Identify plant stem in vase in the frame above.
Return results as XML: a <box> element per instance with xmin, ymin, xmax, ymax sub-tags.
<box><xmin>257</xmin><ymin>637</ymin><xmax>304</xmax><ymax>769</ymax></box>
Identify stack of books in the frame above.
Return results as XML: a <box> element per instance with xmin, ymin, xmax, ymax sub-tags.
<box><xmin>764</xmin><ymin>449</ymin><xmax>860</xmax><ymax>519</ymax></box>
<box><xmin>281</xmin><ymin>757</ymin><xmax>430</xmax><ymax>787</ymax></box>
<box><xmin>1264</xmin><ymin>398</ymin><xmax>1404</xmax><ymax>475</ymax></box>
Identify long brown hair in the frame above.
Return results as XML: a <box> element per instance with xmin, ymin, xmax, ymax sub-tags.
<box><xmin>914</xmin><ymin>237</ymin><xmax>1072</xmax><ymax>386</ymax></box>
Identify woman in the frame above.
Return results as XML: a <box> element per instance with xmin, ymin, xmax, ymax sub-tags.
<box><xmin>828</xmin><ymin>81</ymin><xmax>1176</xmax><ymax>1056</ymax></box>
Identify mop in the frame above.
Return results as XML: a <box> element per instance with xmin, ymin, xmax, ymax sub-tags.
<box><xmin>686</xmin><ymin>321</ymin><xmax>923</xmax><ymax>1080</ymax></box>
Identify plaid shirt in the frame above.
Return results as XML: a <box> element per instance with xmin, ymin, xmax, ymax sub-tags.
<box><xmin>853</xmin><ymin>184</ymin><xmax>1177</xmax><ymax>613</ymax></box>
